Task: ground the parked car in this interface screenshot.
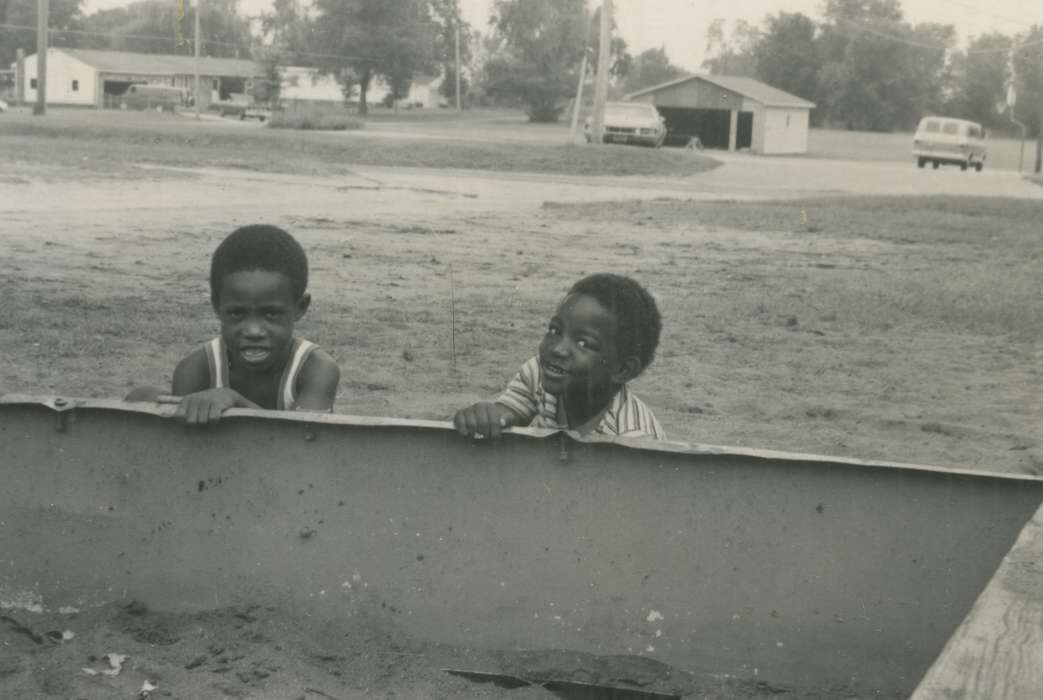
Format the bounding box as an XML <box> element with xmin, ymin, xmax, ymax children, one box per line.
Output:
<box><xmin>913</xmin><ymin>116</ymin><xmax>987</xmax><ymax>171</ymax></box>
<box><xmin>585</xmin><ymin>102</ymin><xmax>667</xmax><ymax>147</ymax></box>
<box><xmin>120</xmin><ymin>84</ymin><xmax>188</xmax><ymax>112</ymax></box>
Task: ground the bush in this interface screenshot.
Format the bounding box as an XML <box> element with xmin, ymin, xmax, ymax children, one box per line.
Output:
<box><xmin>267</xmin><ymin>110</ymin><xmax>365</xmax><ymax>131</ymax></box>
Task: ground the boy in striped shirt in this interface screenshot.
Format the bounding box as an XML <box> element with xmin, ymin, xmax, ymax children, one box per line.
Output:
<box><xmin>454</xmin><ymin>273</ymin><xmax>665</xmax><ymax>441</ymax></box>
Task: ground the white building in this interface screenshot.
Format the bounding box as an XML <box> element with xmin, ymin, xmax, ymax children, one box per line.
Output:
<box><xmin>626</xmin><ymin>74</ymin><xmax>815</xmax><ymax>155</ymax></box>
<box><xmin>402</xmin><ymin>74</ymin><xmax>446</xmax><ymax>109</ymax></box>
<box><xmin>13</xmin><ymin>48</ymin><xmax>262</xmax><ymax>109</ymax></box>
<box><xmin>12</xmin><ymin>48</ymin><xmax>447</xmax><ymax>112</ymax></box>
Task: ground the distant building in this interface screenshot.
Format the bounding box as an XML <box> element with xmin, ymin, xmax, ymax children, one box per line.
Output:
<box><xmin>12</xmin><ymin>48</ymin><xmax>440</xmax><ymax>111</ymax></box>
<box><xmin>13</xmin><ymin>48</ymin><xmax>262</xmax><ymax>109</ymax></box>
<box><xmin>402</xmin><ymin>74</ymin><xmax>446</xmax><ymax>109</ymax></box>
<box><xmin>626</xmin><ymin>74</ymin><xmax>815</xmax><ymax>155</ymax></box>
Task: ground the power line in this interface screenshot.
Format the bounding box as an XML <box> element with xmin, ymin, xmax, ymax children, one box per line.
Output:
<box><xmin>0</xmin><ymin>22</ymin><xmax>377</xmax><ymax>63</ymax></box>
<box><xmin>939</xmin><ymin>0</ymin><xmax>1040</xmax><ymax>30</ymax></box>
<box><xmin>839</xmin><ymin>18</ymin><xmax>1043</xmax><ymax>55</ymax></box>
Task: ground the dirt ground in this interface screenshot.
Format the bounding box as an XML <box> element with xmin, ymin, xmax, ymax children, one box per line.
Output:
<box><xmin>1</xmin><ymin>599</ymin><xmax>879</xmax><ymax>700</ymax></box>
<box><xmin>1</xmin><ymin>130</ymin><xmax>1040</xmax><ymax>698</ymax></box>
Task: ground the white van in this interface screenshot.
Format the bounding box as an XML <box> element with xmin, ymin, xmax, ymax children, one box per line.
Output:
<box><xmin>913</xmin><ymin>116</ymin><xmax>987</xmax><ymax>171</ymax></box>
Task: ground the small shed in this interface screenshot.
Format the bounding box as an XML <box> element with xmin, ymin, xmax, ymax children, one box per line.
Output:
<box><xmin>626</xmin><ymin>74</ymin><xmax>815</xmax><ymax>154</ymax></box>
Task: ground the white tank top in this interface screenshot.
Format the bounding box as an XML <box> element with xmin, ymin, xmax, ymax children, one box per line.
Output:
<box><xmin>203</xmin><ymin>336</ymin><xmax>318</xmax><ymax>410</ymax></box>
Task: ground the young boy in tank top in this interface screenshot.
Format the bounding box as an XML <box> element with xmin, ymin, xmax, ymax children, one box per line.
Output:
<box><xmin>127</xmin><ymin>224</ymin><xmax>339</xmax><ymax>424</ymax></box>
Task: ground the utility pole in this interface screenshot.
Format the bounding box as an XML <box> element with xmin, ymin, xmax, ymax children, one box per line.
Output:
<box><xmin>568</xmin><ymin>51</ymin><xmax>589</xmax><ymax>144</ymax></box>
<box><xmin>590</xmin><ymin>0</ymin><xmax>611</xmax><ymax>144</ymax></box>
<box><xmin>34</xmin><ymin>0</ymin><xmax>48</xmax><ymax>116</ymax></box>
<box><xmin>454</xmin><ymin>17</ymin><xmax>461</xmax><ymax>111</ymax></box>
<box><xmin>1036</xmin><ymin>98</ymin><xmax>1042</xmax><ymax>173</ymax></box>
<box><xmin>194</xmin><ymin>0</ymin><xmax>201</xmax><ymax>119</ymax></box>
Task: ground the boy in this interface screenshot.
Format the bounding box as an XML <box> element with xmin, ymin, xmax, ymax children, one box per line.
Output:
<box><xmin>127</xmin><ymin>224</ymin><xmax>340</xmax><ymax>424</ymax></box>
<box><xmin>453</xmin><ymin>273</ymin><xmax>665</xmax><ymax>440</ymax></box>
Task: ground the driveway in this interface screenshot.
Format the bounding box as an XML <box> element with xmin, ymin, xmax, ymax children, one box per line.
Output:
<box><xmin>2</xmin><ymin>152</ymin><xmax>1039</xmax><ymax>224</ymax></box>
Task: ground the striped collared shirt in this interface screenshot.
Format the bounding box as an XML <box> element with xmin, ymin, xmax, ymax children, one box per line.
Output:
<box><xmin>496</xmin><ymin>356</ymin><xmax>666</xmax><ymax>440</ymax></box>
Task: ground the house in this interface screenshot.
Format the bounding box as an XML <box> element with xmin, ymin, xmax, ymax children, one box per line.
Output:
<box><xmin>626</xmin><ymin>74</ymin><xmax>815</xmax><ymax>154</ymax></box>
<box><xmin>402</xmin><ymin>74</ymin><xmax>445</xmax><ymax>109</ymax></box>
<box><xmin>278</xmin><ymin>66</ymin><xmax>393</xmax><ymax>107</ymax></box>
<box><xmin>12</xmin><ymin>48</ymin><xmax>444</xmax><ymax>112</ymax></box>
<box><xmin>12</xmin><ymin>48</ymin><xmax>263</xmax><ymax>109</ymax></box>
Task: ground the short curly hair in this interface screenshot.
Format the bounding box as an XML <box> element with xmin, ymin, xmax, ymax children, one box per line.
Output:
<box><xmin>567</xmin><ymin>273</ymin><xmax>662</xmax><ymax>373</ymax></box>
<box><xmin>210</xmin><ymin>225</ymin><xmax>309</xmax><ymax>303</ymax></box>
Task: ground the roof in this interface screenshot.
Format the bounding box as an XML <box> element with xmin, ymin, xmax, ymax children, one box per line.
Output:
<box><xmin>626</xmin><ymin>74</ymin><xmax>815</xmax><ymax>109</ymax></box>
<box><xmin>57</xmin><ymin>48</ymin><xmax>262</xmax><ymax>79</ymax></box>
<box><xmin>411</xmin><ymin>74</ymin><xmax>442</xmax><ymax>86</ymax></box>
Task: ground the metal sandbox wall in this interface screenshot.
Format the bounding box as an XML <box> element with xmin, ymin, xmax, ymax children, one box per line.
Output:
<box><xmin>2</xmin><ymin>397</ymin><xmax>1041</xmax><ymax>697</ymax></box>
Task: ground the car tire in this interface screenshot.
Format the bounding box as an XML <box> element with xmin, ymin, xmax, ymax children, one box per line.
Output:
<box><xmin>932</xmin><ymin>160</ymin><xmax>939</xmax><ymax>169</ymax></box>
<box><xmin>917</xmin><ymin>157</ymin><xmax>926</xmax><ymax>168</ymax></box>
<box><xmin>960</xmin><ymin>162</ymin><xmax>968</xmax><ymax>171</ymax></box>
<box><xmin>975</xmin><ymin>162</ymin><xmax>983</xmax><ymax>172</ymax></box>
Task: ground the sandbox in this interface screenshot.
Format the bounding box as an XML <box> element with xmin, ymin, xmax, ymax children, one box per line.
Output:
<box><xmin>1</xmin><ymin>396</ymin><xmax>1040</xmax><ymax>699</ymax></box>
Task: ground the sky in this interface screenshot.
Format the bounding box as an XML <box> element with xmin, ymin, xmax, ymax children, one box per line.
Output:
<box><xmin>79</xmin><ymin>0</ymin><xmax>1043</xmax><ymax>71</ymax></box>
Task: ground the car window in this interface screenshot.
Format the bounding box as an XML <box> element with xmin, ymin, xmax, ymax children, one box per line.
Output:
<box><xmin>924</xmin><ymin>121</ymin><xmax>940</xmax><ymax>133</ymax></box>
<box><xmin>966</xmin><ymin>125</ymin><xmax>981</xmax><ymax>138</ymax></box>
<box><xmin>942</xmin><ymin>122</ymin><xmax>959</xmax><ymax>135</ymax></box>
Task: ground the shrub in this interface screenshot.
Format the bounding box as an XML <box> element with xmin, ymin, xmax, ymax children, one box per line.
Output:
<box><xmin>267</xmin><ymin>110</ymin><xmax>365</xmax><ymax>131</ymax></box>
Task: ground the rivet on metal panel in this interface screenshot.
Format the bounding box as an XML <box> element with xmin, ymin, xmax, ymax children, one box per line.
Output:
<box><xmin>53</xmin><ymin>397</ymin><xmax>68</xmax><ymax>408</ymax></box>
<box><xmin>558</xmin><ymin>433</ymin><xmax>569</xmax><ymax>463</ymax></box>
<box><xmin>304</xmin><ymin>431</ymin><xmax>316</xmax><ymax>442</ymax></box>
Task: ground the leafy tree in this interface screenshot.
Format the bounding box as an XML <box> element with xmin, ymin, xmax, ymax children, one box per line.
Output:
<box><xmin>1010</xmin><ymin>25</ymin><xmax>1043</xmax><ymax>169</ymax></box>
<box><xmin>944</xmin><ymin>33</ymin><xmax>1012</xmax><ymax>130</ymax></box>
<box><xmin>815</xmin><ymin>0</ymin><xmax>955</xmax><ymax>131</ymax></box>
<box><xmin>753</xmin><ymin>13</ymin><xmax>819</xmax><ymax>105</ymax></box>
<box><xmin>259</xmin><ymin>0</ymin><xmax>314</xmax><ymax>60</ymax></box>
<box><xmin>429</xmin><ymin>0</ymin><xmax>472</xmax><ymax>106</ymax></box>
<box><xmin>480</xmin><ymin>0</ymin><xmax>587</xmax><ymax>122</ymax></box>
<box><xmin>312</xmin><ymin>0</ymin><xmax>437</xmax><ymax>115</ymax></box>
<box><xmin>0</xmin><ymin>0</ymin><xmax>83</xmax><ymax>68</ymax></box>
<box><xmin>439</xmin><ymin>63</ymin><xmax>469</xmax><ymax>103</ymax></box>
<box><xmin>588</xmin><ymin>5</ymin><xmax>631</xmax><ymax>82</ymax></box>
<box><xmin>701</xmin><ymin>19</ymin><xmax>759</xmax><ymax>76</ymax></box>
<box><xmin>252</xmin><ymin>46</ymin><xmax>283</xmax><ymax>105</ymax></box>
<box><xmin>620</xmin><ymin>46</ymin><xmax>683</xmax><ymax>96</ymax></box>
<box><xmin>78</xmin><ymin>0</ymin><xmax>251</xmax><ymax>58</ymax></box>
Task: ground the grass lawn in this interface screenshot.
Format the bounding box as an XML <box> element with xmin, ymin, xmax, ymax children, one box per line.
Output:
<box><xmin>808</xmin><ymin>127</ymin><xmax>1035</xmax><ymax>172</ymax></box>
<box><xmin>0</xmin><ymin>108</ymin><xmax>717</xmax><ymax>178</ymax></box>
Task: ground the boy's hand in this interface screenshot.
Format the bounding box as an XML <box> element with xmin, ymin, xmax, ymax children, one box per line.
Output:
<box><xmin>453</xmin><ymin>401</ymin><xmax>515</xmax><ymax>439</ymax></box>
<box><xmin>175</xmin><ymin>388</ymin><xmax>243</xmax><ymax>425</ymax></box>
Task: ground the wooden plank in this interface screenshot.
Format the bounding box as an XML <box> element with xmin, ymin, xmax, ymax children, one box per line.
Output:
<box><xmin>911</xmin><ymin>501</ymin><xmax>1043</xmax><ymax>700</ymax></box>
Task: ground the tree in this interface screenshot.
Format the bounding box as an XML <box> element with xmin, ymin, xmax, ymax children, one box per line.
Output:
<box><xmin>701</xmin><ymin>19</ymin><xmax>759</xmax><ymax>76</ymax></box>
<box><xmin>312</xmin><ymin>0</ymin><xmax>437</xmax><ymax>115</ymax></box>
<box><xmin>429</xmin><ymin>0</ymin><xmax>473</xmax><ymax>106</ymax></box>
<box><xmin>815</xmin><ymin>0</ymin><xmax>955</xmax><ymax>131</ymax></box>
<box><xmin>588</xmin><ymin>6</ymin><xmax>631</xmax><ymax>82</ymax></box>
<box><xmin>0</xmin><ymin>0</ymin><xmax>83</xmax><ymax>68</ymax></box>
<box><xmin>1010</xmin><ymin>25</ymin><xmax>1043</xmax><ymax>170</ymax></box>
<box><xmin>620</xmin><ymin>46</ymin><xmax>684</xmax><ymax>96</ymax></box>
<box><xmin>944</xmin><ymin>34</ymin><xmax>1012</xmax><ymax>131</ymax></box>
<box><xmin>78</xmin><ymin>0</ymin><xmax>251</xmax><ymax>58</ymax></box>
<box><xmin>259</xmin><ymin>0</ymin><xmax>314</xmax><ymax>59</ymax></box>
<box><xmin>480</xmin><ymin>0</ymin><xmax>587</xmax><ymax>122</ymax></box>
<box><xmin>754</xmin><ymin>13</ymin><xmax>819</xmax><ymax>105</ymax></box>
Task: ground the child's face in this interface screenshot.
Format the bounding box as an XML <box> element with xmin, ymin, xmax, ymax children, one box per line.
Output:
<box><xmin>538</xmin><ymin>293</ymin><xmax>629</xmax><ymax>400</ymax></box>
<box><xmin>213</xmin><ymin>269</ymin><xmax>309</xmax><ymax>375</ymax></box>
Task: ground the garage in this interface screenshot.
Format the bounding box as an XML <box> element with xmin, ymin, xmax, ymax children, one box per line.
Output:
<box><xmin>626</xmin><ymin>75</ymin><xmax>815</xmax><ymax>155</ymax></box>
